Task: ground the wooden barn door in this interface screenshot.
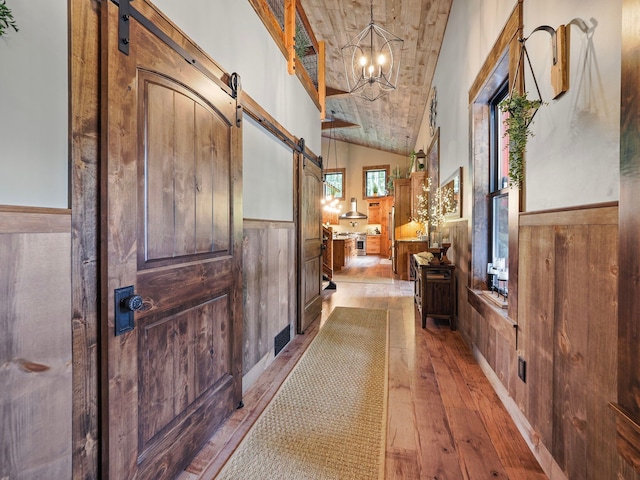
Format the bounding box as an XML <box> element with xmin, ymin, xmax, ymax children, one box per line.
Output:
<box><xmin>101</xmin><ymin>2</ymin><xmax>243</xmax><ymax>478</ymax></box>
<box><xmin>297</xmin><ymin>152</ymin><xmax>323</xmax><ymax>333</ymax></box>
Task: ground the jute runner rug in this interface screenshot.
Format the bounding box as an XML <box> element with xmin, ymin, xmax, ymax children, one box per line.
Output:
<box><xmin>215</xmin><ymin>306</ymin><xmax>389</xmax><ymax>480</ymax></box>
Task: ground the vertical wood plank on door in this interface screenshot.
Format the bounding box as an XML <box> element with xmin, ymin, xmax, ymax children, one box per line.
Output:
<box><xmin>212</xmin><ymin>115</ymin><xmax>230</xmax><ymax>255</ymax></box>
<box><xmin>195</xmin><ymin>105</ymin><xmax>215</xmax><ymax>253</ymax></box>
<box><xmin>141</xmin><ymin>318</ymin><xmax>176</xmax><ymax>446</ymax></box>
<box><xmin>146</xmin><ymin>82</ymin><xmax>177</xmax><ymax>260</ymax></box>
<box><xmin>195</xmin><ymin>302</ymin><xmax>216</xmax><ymax>396</ymax></box>
<box><xmin>175</xmin><ymin>308</ymin><xmax>196</xmax><ymax>412</ymax></box>
<box><xmin>210</xmin><ymin>296</ymin><xmax>231</xmax><ymax>387</ymax></box>
<box><xmin>174</xmin><ymin>93</ymin><xmax>197</xmax><ymax>256</ymax></box>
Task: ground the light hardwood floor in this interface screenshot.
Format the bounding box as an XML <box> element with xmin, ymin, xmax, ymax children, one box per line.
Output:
<box><xmin>182</xmin><ymin>256</ymin><xmax>546</xmax><ymax>479</ymax></box>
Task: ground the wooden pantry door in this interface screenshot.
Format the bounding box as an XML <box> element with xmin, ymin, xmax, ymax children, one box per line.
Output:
<box><xmin>101</xmin><ymin>2</ymin><xmax>243</xmax><ymax>478</ymax></box>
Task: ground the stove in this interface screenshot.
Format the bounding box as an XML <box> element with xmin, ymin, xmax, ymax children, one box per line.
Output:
<box><xmin>355</xmin><ymin>233</ymin><xmax>367</xmax><ymax>256</ymax></box>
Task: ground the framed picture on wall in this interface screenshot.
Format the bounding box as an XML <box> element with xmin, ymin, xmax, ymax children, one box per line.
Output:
<box><xmin>441</xmin><ymin>166</ymin><xmax>462</xmax><ymax>220</ymax></box>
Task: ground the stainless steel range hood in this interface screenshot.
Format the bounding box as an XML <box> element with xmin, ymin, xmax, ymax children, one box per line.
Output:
<box><xmin>339</xmin><ymin>197</ymin><xmax>367</xmax><ymax>220</ymax></box>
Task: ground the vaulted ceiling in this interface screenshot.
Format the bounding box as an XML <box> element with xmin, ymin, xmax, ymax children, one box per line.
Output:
<box><xmin>300</xmin><ymin>0</ymin><xmax>453</xmax><ymax>157</ymax></box>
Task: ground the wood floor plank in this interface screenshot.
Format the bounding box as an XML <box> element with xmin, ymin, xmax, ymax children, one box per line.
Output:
<box><xmin>385</xmin><ymin>447</ymin><xmax>421</xmax><ymax>480</ymax></box>
<box><xmin>412</xmin><ymin>333</ymin><xmax>464</xmax><ymax>479</ymax></box>
<box><xmin>447</xmin><ymin>406</ymin><xmax>510</xmax><ymax>479</ymax></box>
<box><xmin>183</xmin><ymin>256</ymin><xmax>546</xmax><ymax>480</ymax></box>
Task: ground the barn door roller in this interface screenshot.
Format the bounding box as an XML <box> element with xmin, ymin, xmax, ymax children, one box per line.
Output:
<box><xmin>117</xmin><ymin>0</ymin><xmax>131</xmax><ymax>55</ymax></box>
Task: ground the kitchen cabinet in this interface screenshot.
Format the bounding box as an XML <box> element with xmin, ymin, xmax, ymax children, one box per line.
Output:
<box><xmin>322</xmin><ymin>225</ymin><xmax>333</xmax><ymax>279</ymax></box>
<box><xmin>367</xmin><ymin>201</ymin><xmax>381</xmax><ymax>224</ymax></box>
<box><xmin>393</xmin><ymin>179</ymin><xmax>414</xmax><ymax>239</ymax></box>
<box><xmin>333</xmin><ymin>238</ymin><xmax>355</xmax><ymax>270</ymax></box>
<box><xmin>379</xmin><ymin>196</ymin><xmax>393</xmax><ymax>258</ymax></box>
<box><xmin>322</xmin><ymin>209</ymin><xmax>339</xmax><ymax>225</ymax></box>
<box><xmin>412</xmin><ymin>254</ymin><xmax>456</xmax><ymax>330</ymax></box>
<box><xmin>366</xmin><ymin>235</ymin><xmax>381</xmax><ymax>254</ymax></box>
<box><xmin>394</xmin><ymin>239</ymin><xmax>428</xmax><ymax>280</ymax></box>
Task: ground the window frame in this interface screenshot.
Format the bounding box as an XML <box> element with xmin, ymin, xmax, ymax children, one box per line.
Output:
<box><xmin>362</xmin><ymin>164</ymin><xmax>390</xmax><ymax>199</ymax></box>
<box><xmin>469</xmin><ymin>3</ymin><xmax>522</xmax><ymax>321</ymax></box>
<box><xmin>323</xmin><ymin>167</ymin><xmax>345</xmax><ymax>200</ymax></box>
<box><xmin>488</xmin><ymin>82</ymin><xmax>510</xmax><ymax>294</ymax></box>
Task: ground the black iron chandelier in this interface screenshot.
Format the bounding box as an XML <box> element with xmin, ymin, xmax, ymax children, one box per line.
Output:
<box><xmin>341</xmin><ymin>0</ymin><xmax>404</xmax><ymax>101</ymax></box>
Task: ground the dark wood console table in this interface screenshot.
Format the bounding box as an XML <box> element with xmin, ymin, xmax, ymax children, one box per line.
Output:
<box><xmin>411</xmin><ymin>254</ymin><xmax>456</xmax><ymax>330</ymax></box>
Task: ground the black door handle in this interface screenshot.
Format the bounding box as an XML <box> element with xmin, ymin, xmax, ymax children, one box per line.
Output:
<box><xmin>114</xmin><ymin>286</ymin><xmax>143</xmax><ymax>336</ymax></box>
<box><xmin>122</xmin><ymin>294</ymin><xmax>144</xmax><ymax>312</ymax></box>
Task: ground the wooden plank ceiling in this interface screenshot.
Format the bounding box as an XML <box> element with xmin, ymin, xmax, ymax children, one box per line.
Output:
<box><xmin>300</xmin><ymin>0</ymin><xmax>453</xmax><ymax>156</ymax></box>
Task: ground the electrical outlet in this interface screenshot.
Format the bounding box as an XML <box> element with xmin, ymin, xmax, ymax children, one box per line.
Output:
<box><xmin>518</xmin><ymin>356</ymin><xmax>526</xmax><ymax>383</ymax></box>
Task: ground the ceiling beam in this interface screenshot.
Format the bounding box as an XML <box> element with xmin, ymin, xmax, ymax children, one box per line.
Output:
<box><xmin>321</xmin><ymin>119</ymin><xmax>360</xmax><ymax>130</ymax></box>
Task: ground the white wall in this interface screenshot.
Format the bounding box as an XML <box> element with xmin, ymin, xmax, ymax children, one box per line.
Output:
<box><xmin>0</xmin><ymin>0</ymin><xmax>68</xmax><ymax>208</ymax></box>
<box><xmin>524</xmin><ymin>0</ymin><xmax>621</xmax><ymax>210</ymax></box>
<box><xmin>0</xmin><ymin>0</ymin><xmax>321</xmax><ymax>214</ymax></box>
<box><xmin>243</xmin><ymin>116</ymin><xmax>294</xmax><ymax>221</ymax></box>
<box><xmin>415</xmin><ymin>0</ymin><xmax>621</xmax><ymax>213</ymax></box>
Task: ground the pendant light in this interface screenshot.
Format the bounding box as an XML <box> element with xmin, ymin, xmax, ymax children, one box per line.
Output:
<box><xmin>321</xmin><ymin>115</ymin><xmax>342</xmax><ymax>214</ymax></box>
<box><xmin>341</xmin><ymin>0</ymin><xmax>404</xmax><ymax>101</ymax></box>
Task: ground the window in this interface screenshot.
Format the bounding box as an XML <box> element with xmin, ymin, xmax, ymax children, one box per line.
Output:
<box><xmin>470</xmin><ymin>4</ymin><xmax>521</xmax><ymax>316</ymax></box>
<box><xmin>362</xmin><ymin>165</ymin><xmax>390</xmax><ymax>198</ymax></box>
<box><xmin>323</xmin><ymin>168</ymin><xmax>345</xmax><ymax>200</ymax></box>
<box><xmin>489</xmin><ymin>83</ymin><xmax>509</xmax><ymax>296</ymax></box>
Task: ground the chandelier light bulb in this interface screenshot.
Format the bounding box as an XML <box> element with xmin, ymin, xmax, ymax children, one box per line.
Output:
<box><xmin>377</xmin><ymin>54</ymin><xmax>386</xmax><ymax>65</ymax></box>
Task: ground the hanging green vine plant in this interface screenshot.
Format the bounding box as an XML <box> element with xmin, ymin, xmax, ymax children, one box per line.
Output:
<box><xmin>0</xmin><ymin>0</ymin><xmax>18</xmax><ymax>37</ymax></box>
<box><xmin>498</xmin><ymin>91</ymin><xmax>542</xmax><ymax>188</ymax></box>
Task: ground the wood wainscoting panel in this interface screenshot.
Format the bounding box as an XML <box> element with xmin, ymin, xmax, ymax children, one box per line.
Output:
<box><xmin>242</xmin><ymin>221</ymin><xmax>296</xmax><ymax>377</ymax></box>
<box><xmin>463</xmin><ymin>203</ymin><xmax>627</xmax><ymax>479</ymax></box>
<box><xmin>518</xmin><ymin>222</ymin><xmax>555</xmax><ymax>449</ymax></box>
<box><xmin>517</xmin><ymin>204</ymin><xmax>624</xmax><ymax>479</ymax></box>
<box><xmin>0</xmin><ymin>208</ymin><xmax>72</xmax><ymax>479</ymax></box>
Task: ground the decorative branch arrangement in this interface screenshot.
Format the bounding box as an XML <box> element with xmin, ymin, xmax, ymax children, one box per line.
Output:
<box><xmin>0</xmin><ymin>0</ymin><xmax>18</xmax><ymax>37</ymax></box>
<box><xmin>414</xmin><ymin>178</ymin><xmax>432</xmax><ymax>230</ymax></box>
<box><xmin>498</xmin><ymin>91</ymin><xmax>542</xmax><ymax>188</ymax></box>
<box><xmin>430</xmin><ymin>185</ymin><xmax>454</xmax><ymax>230</ymax></box>
<box><xmin>414</xmin><ymin>179</ymin><xmax>454</xmax><ymax>233</ymax></box>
